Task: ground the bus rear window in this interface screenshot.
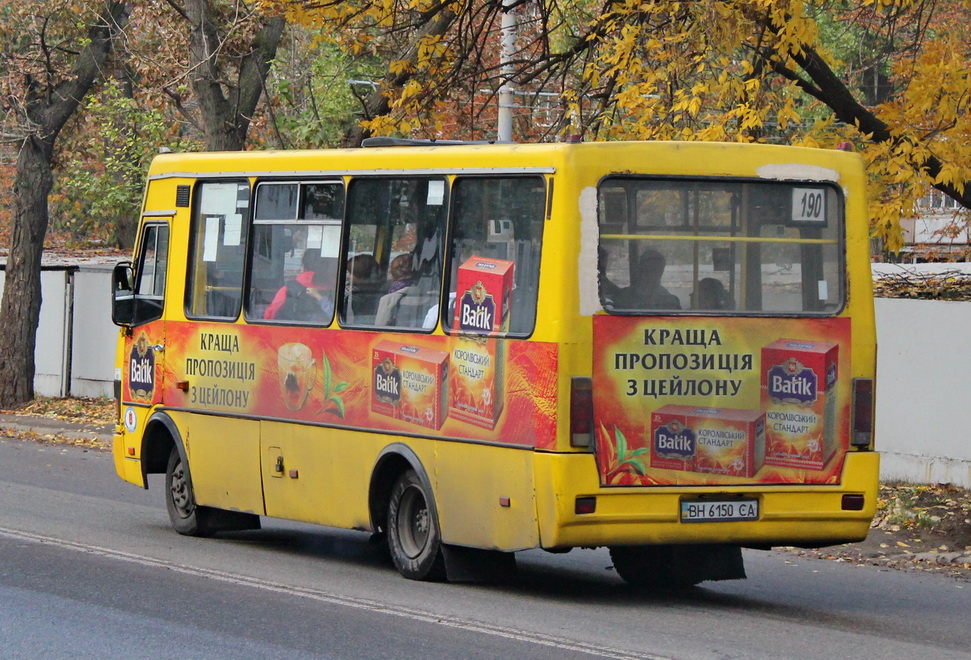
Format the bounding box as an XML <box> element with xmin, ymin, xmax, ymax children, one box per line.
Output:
<box><xmin>598</xmin><ymin>178</ymin><xmax>844</xmax><ymax>315</ymax></box>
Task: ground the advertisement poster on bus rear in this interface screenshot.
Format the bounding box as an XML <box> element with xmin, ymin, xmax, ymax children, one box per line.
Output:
<box><xmin>153</xmin><ymin>322</ymin><xmax>558</xmax><ymax>449</ymax></box>
<box><xmin>592</xmin><ymin>315</ymin><xmax>852</xmax><ymax>486</ymax></box>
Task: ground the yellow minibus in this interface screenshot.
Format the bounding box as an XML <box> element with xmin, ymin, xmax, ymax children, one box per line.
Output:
<box><xmin>111</xmin><ymin>139</ymin><xmax>877</xmax><ymax>586</ymax></box>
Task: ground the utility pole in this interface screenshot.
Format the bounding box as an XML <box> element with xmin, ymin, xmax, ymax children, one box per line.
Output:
<box><xmin>497</xmin><ymin>0</ymin><xmax>516</xmax><ymax>142</ymax></box>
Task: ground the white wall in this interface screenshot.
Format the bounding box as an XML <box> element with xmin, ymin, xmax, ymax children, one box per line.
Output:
<box><xmin>0</xmin><ymin>263</ymin><xmax>117</xmax><ymax>399</ymax></box>
<box><xmin>70</xmin><ymin>267</ymin><xmax>117</xmax><ymax>397</ymax></box>
<box><xmin>875</xmin><ymin>298</ymin><xmax>971</xmax><ymax>488</ymax></box>
<box><xmin>34</xmin><ymin>270</ymin><xmax>70</xmax><ymax>395</ymax></box>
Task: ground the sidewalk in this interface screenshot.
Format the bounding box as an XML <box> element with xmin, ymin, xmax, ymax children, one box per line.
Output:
<box><xmin>0</xmin><ymin>412</ymin><xmax>112</xmax><ymax>448</ymax></box>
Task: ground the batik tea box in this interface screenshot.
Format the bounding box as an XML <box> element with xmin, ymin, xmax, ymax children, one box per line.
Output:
<box><xmin>371</xmin><ymin>340</ymin><xmax>449</xmax><ymax>430</ymax></box>
<box><xmin>453</xmin><ymin>256</ymin><xmax>514</xmax><ymax>336</ymax></box>
<box><xmin>761</xmin><ymin>339</ymin><xmax>839</xmax><ymax>470</ymax></box>
<box><xmin>651</xmin><ymin>405</ymin><xmax>766</xmax><ymax>478</ymax></box>
<box><xmin>448</xmin><ymin>336</ymin><xmax>506</xmax><ymax>430</ymax></box>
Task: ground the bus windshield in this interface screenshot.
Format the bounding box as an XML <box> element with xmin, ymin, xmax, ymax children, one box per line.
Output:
<box><xmin>598</xmin><ymin>178</ymin><xmax>844</xmax><ymax>315</ymax></box>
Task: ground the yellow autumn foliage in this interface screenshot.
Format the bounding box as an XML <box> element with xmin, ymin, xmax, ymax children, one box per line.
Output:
<box><xmin>267</xmin><ymin>0</ymin><xmax>970</xmax><ymax>249</ymax></box>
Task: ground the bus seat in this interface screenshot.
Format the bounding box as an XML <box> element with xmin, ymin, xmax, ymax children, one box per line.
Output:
<box><xmin>375</xmin><ymin>286</ymin><xmax>436</xmax><ymax>328</ymax></box>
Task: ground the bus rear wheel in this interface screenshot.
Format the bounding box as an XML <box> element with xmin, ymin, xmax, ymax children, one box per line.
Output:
<box><xmin>609</xmin><ymin>544</ymin><xmax>745</xmax><ymax>589</ymax></box>
<box><xmin>165</xmin><ymin>447</ymin><xmax>214</xmax><ymax>537</ymax></box>
<box><xmin>609</xmin><ymin>545</ymin><xmax>704</xmax><ymax>589</ymax></box>
<box><xmin>387</xmin><ymin>469</ymin><xmax>446</xmax><ymax>581</ymax></box>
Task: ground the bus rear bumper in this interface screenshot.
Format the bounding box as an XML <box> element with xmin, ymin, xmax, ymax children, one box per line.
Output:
<box><xmin>534</xmin><ymin>451</ymin><xmax>880</xmax><ymax>550</ymax></box>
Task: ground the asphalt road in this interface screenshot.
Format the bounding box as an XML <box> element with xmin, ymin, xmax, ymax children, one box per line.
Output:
<box><xmin>1</xmin><ymin>437</ymin><xmax>970</xmax><ymax>659</ymax></box>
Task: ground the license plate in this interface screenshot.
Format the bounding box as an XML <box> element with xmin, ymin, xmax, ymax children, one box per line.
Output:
<box><xmin>680</xmin><ymin>499</ymin><xmax>759</xmax><ymax>523</ymax></box>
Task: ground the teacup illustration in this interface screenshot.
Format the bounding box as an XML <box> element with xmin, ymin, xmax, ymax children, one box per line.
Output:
<box><xmin>278</xmin><ymin>342</ymin><xmax>316</xmax><ymax>411</ymax></box>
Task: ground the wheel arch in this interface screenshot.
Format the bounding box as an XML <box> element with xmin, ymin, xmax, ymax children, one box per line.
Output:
<box><xmin>141</xmin><ymin>411</ymin><xmax>186</xmax><ymax>488</ymax></box>
<box><xmin>368</xmin><ymin>443</ymin><xmax>437</xmax><ymax>536</ymax></box>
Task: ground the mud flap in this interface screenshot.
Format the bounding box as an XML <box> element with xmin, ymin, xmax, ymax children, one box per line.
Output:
<box><xmin>207</xmin><ymin>509</ymin><xmax>262</xmax><ymax>533</ymax></box>
<box><xmin>678</xmin><ymin>544</ymin><xmax>746</xmax><ymax>582</ymax></box>
<box><xmin>442</xmin><ymin>545</ymin><xmax>517</xmax><ymax>583</ymax></box>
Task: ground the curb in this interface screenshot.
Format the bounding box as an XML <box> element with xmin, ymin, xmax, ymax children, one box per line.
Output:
<box><xmin>911</xmin><ymin>551</ymin><xmax>971</xmax><ymax>567</ymax></box>
<box><xmin>0</xmin><ymin>413</ymin><xmax>113</xmax><ymax>444</ymax></box>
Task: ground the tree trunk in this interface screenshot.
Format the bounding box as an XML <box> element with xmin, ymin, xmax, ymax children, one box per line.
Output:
<box><xmin>341</xmin><ymin>7</ymin><xmax>457</xmax><ymax>148</ymax></box>
<box><xmin>0</xmin><ymin>141</ymin><xmax>52</xmax><ymax>406</ymax></box>
<box><xmin>113</xmin><ymin>65</ymin><xmax>140</xmax><ymax>250</ymax></box>
<box><xmin>185</xmin><ymin>0</ymin><xmax>285</xmax><ymax>151</ymax></box>
<box><xmin>774</xmin><ymin>44</ymin><xmax>971</xmax><ymax>210</ymax></box>
<box><xmin>0</xmin><ymin>1</ymin><xmax>131</xmax><ymax>408</ymax></box>
<box><xmin>113</xmin><ymin>211</ymin><xmax>139</xmax><ymax>250</ymax></box>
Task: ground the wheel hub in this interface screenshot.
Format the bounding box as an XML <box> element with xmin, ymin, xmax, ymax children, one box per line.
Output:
<box><xmin>398</xmin><ymin>485</ymin><xmax>430</xmax><ymax>559</ymax></box>
<box><xmin>169</xmin><ymin>462</ymin><xmax>194</xmax><ymax>518</ymax></box>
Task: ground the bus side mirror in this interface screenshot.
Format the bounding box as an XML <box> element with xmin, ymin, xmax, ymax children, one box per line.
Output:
<box><xmin>112</xmin><ymin>262</ymin><xmax>135</xmax><ymax>327</ymax></box>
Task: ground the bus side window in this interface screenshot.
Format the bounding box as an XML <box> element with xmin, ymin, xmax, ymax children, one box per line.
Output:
<box><xmin>341</xmin><ymin>177</ymin><xmax>446</xmax><ymax>330</ymax></box>
<box><xmin>445</xmin><ymin>176</ymin><xmax>546</xmax><ymax>336</ymax></box>
<box><xmin>124</xmin><ymin>222</ymin><xmax>169</xmax><ymax>325</ymax></box>
<box><xmin>245</xmin><ymin>181</ymin><xmax>343</xmax><ymax>325</ymax></box>
<box><xmin>137</xmin><ymin>224</ymin><xmax>169</xmax><ymax>298</ymax></box>
<box><xmin>185</xmin><ymin>181</ymin><xmax>250</xmax><ymax>320</ymax></box>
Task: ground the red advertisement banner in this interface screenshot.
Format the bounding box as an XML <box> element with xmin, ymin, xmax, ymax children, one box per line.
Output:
<box><xmin>593</xmin><ymin>316</ymin><xmax>852</xmax><ymax>486</ymax></box>
<box><xmin>123</xmin><ymin>322</ymin><xmax>558</xmax><ymax>449</ymax></box>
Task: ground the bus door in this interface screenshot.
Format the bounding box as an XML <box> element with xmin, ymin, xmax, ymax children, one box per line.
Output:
<box><xmin>176</xmin><ymin>180</ymin><xmax>265</xmax><ymax>514</ymax></box>
<box><xmin>121</xmin><ymin>219</ymin><xmax>170</xmax><ymax>421</ymax></box>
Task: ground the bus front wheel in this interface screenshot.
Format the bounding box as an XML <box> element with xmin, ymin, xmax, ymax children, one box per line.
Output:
<box><xmin>387</xmin><ymin>469</ymin><xmax>446</xmax><ymax>581</ymax></box>
<box><xmin>165</xmin><ymin>447</ymin><xmax>214</xmax><ymax>537</ymax></box>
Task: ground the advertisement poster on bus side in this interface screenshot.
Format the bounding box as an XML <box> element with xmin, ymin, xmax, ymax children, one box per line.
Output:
<box><xmin>154</xmin><ymin>322</ymin><xmax>558</xmax><ymax>449</ymax></box>
<box><xmin>122</xmin><ymin>322</ymin><xmax>166</xmax><ymax>406</ymax></box>
<box><xmin>592</xmin><ymin>315</ymin><xmax>852</xmax><ymax>486</ymax></box>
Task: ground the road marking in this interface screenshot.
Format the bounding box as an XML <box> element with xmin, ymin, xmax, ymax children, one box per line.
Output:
<box><xmin>0</xmin><ymin>526</ymin><xmax>669</xmax><ymax>660</ymax></box>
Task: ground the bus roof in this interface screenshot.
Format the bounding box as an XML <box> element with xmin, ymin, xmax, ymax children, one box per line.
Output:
<box><xmin>146</xmin><ymin>140</ymin><xmax>863</xmax><ymax>184</ymax></box>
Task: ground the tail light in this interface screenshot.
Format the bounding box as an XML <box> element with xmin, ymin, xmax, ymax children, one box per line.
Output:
<box><xmin>575</xmin><ymin>496</ymin><xmax>597</xmax><ymax>514</ymax></box>
<box><xmin>570</xmin><ymin>377</ymin><xmax>593</xmax><ymax>448</ymax></box>
<box><xmin>851</xmin><ymin>378</ymin><xmax>874</xmax><ymax>448</ymax></box>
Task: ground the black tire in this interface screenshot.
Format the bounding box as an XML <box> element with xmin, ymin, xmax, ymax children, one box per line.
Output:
<box><xmin>387</xmin><ymin>469</ymin><xmax>446</xmax><ymax>581</ymax></box>
<box><xmin>609</xmin><ymin>545</ymin><xmax>703</xmax><ymax>589</ymax></box>
<box><xmin>165</xmin><ymin>447</ymin><xmax>214</xmax><ymax>537</ymax></box>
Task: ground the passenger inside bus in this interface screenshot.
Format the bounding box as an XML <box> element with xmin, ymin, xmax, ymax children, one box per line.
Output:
<box><xmin>263</xmin><ymin>249</ymin><xmax>337</xmax><ymax>323</ymax></box>
<box><xmin>613</xmin><ymin>248</ymin><xmax>681</xmax><ymax>310</ymax></box>
<box><xmin>692</xmin><ymin>277</ymin><xmax>734</xmax><ymax>311</ymax></box>
<box><xmin>375</xmin><ymin>253</ymin><xmax>419</xmax><ymax>326</ymax></box>
<box><xmin>344</xmin><ymin>253</ymin><xmax>382</xmax><ymax>323</ymax></box>
<box><xmin>598</xmin><ymin>247</ymin><xmax>622</xmax><ymax>302</ymax></box>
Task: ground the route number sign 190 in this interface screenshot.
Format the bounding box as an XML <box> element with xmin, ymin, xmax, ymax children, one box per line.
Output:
<box><xmin>792</xmin><ymin>188</ymin><xmax>826</xmax><ymax>223</ymax></box>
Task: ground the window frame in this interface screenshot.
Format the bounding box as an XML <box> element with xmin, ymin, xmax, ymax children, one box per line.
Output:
<box><xmin>596</xmin><ymin>175</ymin><xmax>847</xmax><ymax>318</ymax></box>
<box><xmin>442</xmin><ymin>174</ymin><xmax>548</xmax><ymax>339</ymax></box>
<box><xmin>135</xmin><ymin>221</ymin><xmax>170</xmax><ymax>300</ymax></box>
<box><xmin>338</xmin><ymin>175</ymin><xmax>450</xmax><ymax>333</ymax></box>
<box><xmin>184</xmin><ymin>179</ymin><xmax>252</xmax><ymax>322</ymax></box>
<box><xmin>244</xmin><ymin>178</ymin><xmax>345</xmax><ymax>326</ymax></box>
<box><xmin>123</xmin><ymin>220</ymin><xmax>170</xmax><ymax>326</ymax></box>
